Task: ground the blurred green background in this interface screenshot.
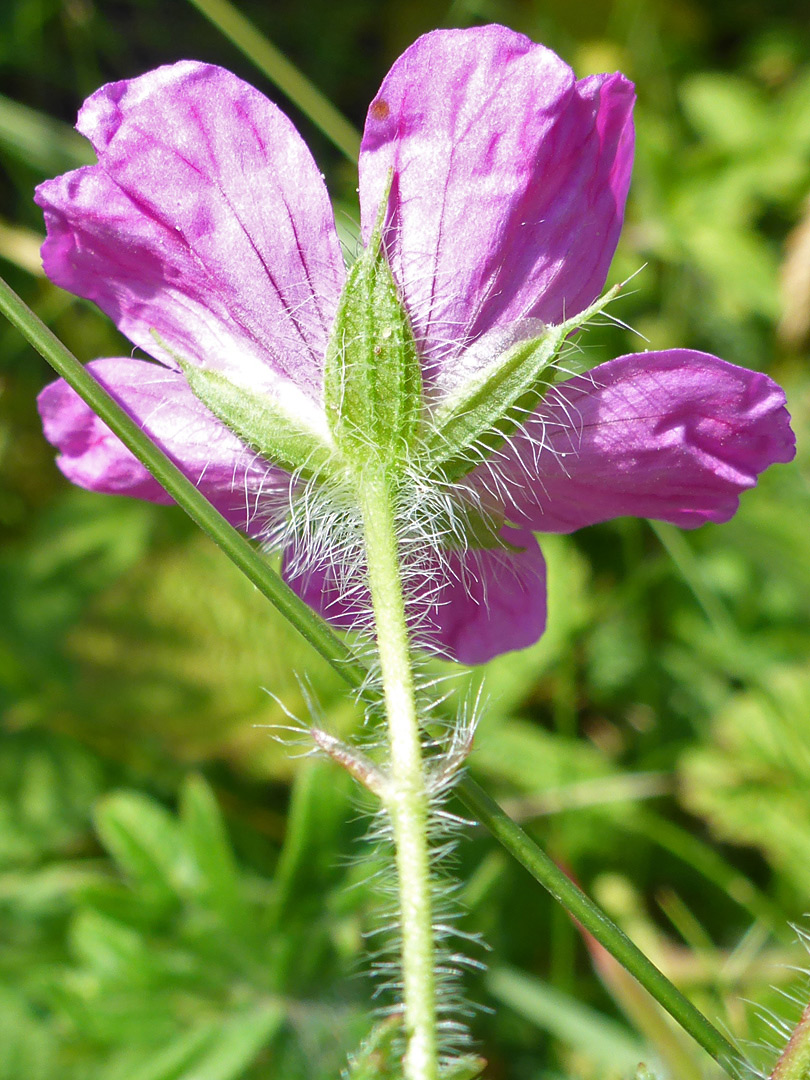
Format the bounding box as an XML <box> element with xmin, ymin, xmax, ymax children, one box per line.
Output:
<box><xmin>1</xmin><ymin>0</ymin><xmax>809</xmax><ymax>1077</ymax></box>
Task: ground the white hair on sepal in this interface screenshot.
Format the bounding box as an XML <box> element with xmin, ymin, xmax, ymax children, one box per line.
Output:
<box><xmin>417</xmin><ymin>278</ymin><xmax>643</xmax><ymax>510</ymax></box>
<box><xmin>245</xmin><ymin>265</ymin><xmax>618</xmax><ymax>1060</ymax></box>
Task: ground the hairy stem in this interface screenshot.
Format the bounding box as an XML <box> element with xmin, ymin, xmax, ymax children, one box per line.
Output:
<box><xmin>770</xmin><ymin>1000</ymin><xmax>810</xmax><ymax>1079</ymax></box>
<box><xmin>358</xmin><ymin>469</ymin><xmax>438</xmax><ymax>1080</ymax></box>
<box><xmin>0</xmin><ymin>272</ymin><xmax>745</xmax><ymax>1079</ymax></box>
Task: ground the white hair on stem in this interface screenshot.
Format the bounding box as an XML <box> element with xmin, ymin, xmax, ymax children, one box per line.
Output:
<box><xmin>234</xmin><ymin>264</ymin><xmax>637</xmax><ymax>1065</ymax></box>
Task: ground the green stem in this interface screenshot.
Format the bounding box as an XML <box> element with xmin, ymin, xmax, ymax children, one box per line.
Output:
<box><xmin>456</xmin><ymin>776</ymin><xmax>746</xmax><ymax>1080</ymax></box>
<box><xmin>1</xmin><ymin>272</ymin><xmax>746</xmax><ymax>1079</ymax></box>
<box><xmin>770</xmin><ymin>1001</ymin><xmax>810</xmax><ymax>1079</ymax></box>
<box><xmin>357</xmin><ymin>470</ymin><xmax>438</xmax><ymax>1080</ymax></box>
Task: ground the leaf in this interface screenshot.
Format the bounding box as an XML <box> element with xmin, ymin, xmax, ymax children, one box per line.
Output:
<box><xmin>69</xmin><ymin>908</ymin><xmax>151</xmax><ymax>981</ymax></box>
<box><xmin>486</xmin><ymin>967</ymin><xmax>647</xmax><ymax>1076</ymax></box>
<box><xmin>113</xmin><ymin>1004</ymin><xmax>284</xmax><ymax>1080</ymax></box>
<box><xmin>107</xmin><ymin>1027</ymin><xmax>213</xmax><ymax>1080</ymax></box>
<box><xmin>62</xmin><ymin>532</ymin><xmax>361</xmax><ymax>780</ymax></box>
<box><xmin>0</xmin><ymin>730</ymin><xmax>105</xmax><ymax>871</ymax></box>
<box><xmin>179</xmin><ymin>775</ymin><xmax>245</xmax><ymax>925</ymax></box>
<box><xmin>0</xmin><ymin>92</ymin><xmax>95</xmax><ymax>173</ymax></box>
<box><xmin>169</xmin><ymin>1004</ymin><xmax>284</xmax><ymax>1080</ymax></box>
<box><xmin>94</xmin><ymin>792</ymin><xmax>185</xmax><ymax>903</ymax></box>
<box><xmin>471</xmin><ymin>718</ymin><xmax>610</xmax><ymax>795</ymax></box>
<box><xmin>680</xmin><ymin>666</ymin><xmax>810</xmax><ymax>897</ymax></box>
<box><xmin>0</xmin><ymin>987</ymin><xmax>55</xmax><ymax>1080</ymax></box>
<box><xmin>271</xmin><ymin>760</ymin><xmax>355</xmax><ymax>921</ymax></box>
<box><xmin>679</xmin><ymin>74</ymin><xmax>768</xmax><ymax>151</ymax></box>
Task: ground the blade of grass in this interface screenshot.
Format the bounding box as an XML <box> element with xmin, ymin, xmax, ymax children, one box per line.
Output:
<box><xmin>0</xmin><ymin>219</ymin><xmax>45</xmax><ymax>276</ymax></box>
<box><xmin>627</xmin><ymin>810</ymin><xmax>788</xmax><ymax>937</ymax></box>
<box><xmin>186</xmin><ymin>0</ymin><xmax>361</xmax><ymax>162</ymax></box>
<box><xmin>0</xmin><ymin>93</ymin><xmax>94</xmax><ymax>173</ymax></box>
<box><xmin>485</xmin><ymin>966</ymin><xmax>647</xmax><ymax>1074</ymax></box>
<box><xmin>0</xmin><ymin>274</ymin><xmax>365</xmax><ymax>692</ymax></box>
<box><xmin>457</xmin><ymin>776</ymin><xmax>746</xmax><ymax>1080</ymax></box>
<box><xmin>0</xmin><ymin>271</ymin><xmax>747</xmax><ymax>1080</ymax></box>
<box><xmin>649</xmin><ymin>522</ymin><xmax>739</xmax><ymax>644</ymax></box>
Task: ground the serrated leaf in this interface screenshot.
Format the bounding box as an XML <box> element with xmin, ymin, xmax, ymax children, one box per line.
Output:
<box><xmin>323</xmin><ymin>192</ymin><xmax>422</xmax><ymax>470</ymax></box>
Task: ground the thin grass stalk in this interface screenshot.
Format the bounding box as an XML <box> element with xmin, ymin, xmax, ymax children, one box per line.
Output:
<box><xmin>186</xmin><ymin>0</ymin><xmax>361</xmax><ymax>161</ymax></box>
<box><xmin>0</xmin><ymin>275</ymin><xmax>746</xmax><ymax>1079</ymax></box>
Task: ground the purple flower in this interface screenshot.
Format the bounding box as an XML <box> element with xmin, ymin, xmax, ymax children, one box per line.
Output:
<box><xmin>36</xmin><ymin>26</ymin><xmax>795</xmax><ymax>664</ymax></box>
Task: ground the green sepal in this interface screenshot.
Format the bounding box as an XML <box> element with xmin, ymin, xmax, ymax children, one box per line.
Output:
<box><xmin>323</xmin><ymin>185</ymin><xmax>422</xmax><ymax>473</ymax></box>
<box><xmin>177</xmin><ymin>359</ymin><xmax>334</xmax><ymax>479</ymax></box>
<box><xmin>440</xmin><ymin>1057</ymin><xmax>488</xmax><ymax>1080</ymax></box>
<box><xmin>434</xmin><ymin>501</ymin><xmax>524</xmax><ymax>553</ymax></box>
<box><xmin>422</xmin><ymin>284</ymin><xmax>622</xmax><ymax>484</ymax></box>
<box><xmin>342</xmin><ymin>1015</ymin><xmax>401</xmax><ymax>1079</ymax></box>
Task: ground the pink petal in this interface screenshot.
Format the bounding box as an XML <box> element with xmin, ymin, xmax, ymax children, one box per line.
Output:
<box><xmin>422</xmin><ymin>528</ymin><xmax>548</xmax><ymax>664</ymax></box>
<box><xmin>35</xmin><ymin>62</ymin><xmax>345</xmax><ymax>402</ymax></box>
<box><xmin>282</xmin><ymin>526</ymin><xmax>547</xmax><ymax>665</ymax></box>
<box><xmin>38</xmin><ymin>358</ymin><xmax>285</xmax><ymax>534</ymax></box>
<box><xmin>359</xmin><ymin>26</ymin><xmax>634</xmax><ymax>388</ymax></box>
<box><xmin>485</xmin><ymin>350</ymin><xmax>796</xmax><ymax>532</ymax></box>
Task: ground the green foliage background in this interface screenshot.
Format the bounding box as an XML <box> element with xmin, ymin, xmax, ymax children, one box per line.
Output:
<box><xmin>0</xmin><ymin>1</ymin><xmax>809</xmax><ymax>1077</ymax></box>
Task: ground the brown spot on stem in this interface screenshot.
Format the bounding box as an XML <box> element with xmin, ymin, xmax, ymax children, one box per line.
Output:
<box><xmin>369</xmin><ymin>99</ymin><xmax>390</xmax><ymax>121</ymax></box>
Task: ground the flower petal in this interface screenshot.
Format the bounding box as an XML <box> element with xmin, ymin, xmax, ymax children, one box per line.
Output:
<box><xmin>487</xmin><ymin>350</ymin><xmax>796</xmax><ymax>531</ymax></box>
<box><xmin>282</xmin><ymin>526</ymin><xmax>547</xmax><ymax>665</ymax></box>
<box><xmin>38</xmin><ymin>358</ymin><xmax>284</xmax><ymax>533</ymax></box>
<box><xmin>35</xmin><ymin>62</ymin><xmax>345</xmax><ymax>403</ymax></box>
<box><xmin>421</xmin><ymin>529</ymin><xmax>548</xmax><ymax>664</ymax></box>
<box><xmin>359</xmin><ymin>26</ymin><xmax>634</xmax><ymax>387</ymax></box>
